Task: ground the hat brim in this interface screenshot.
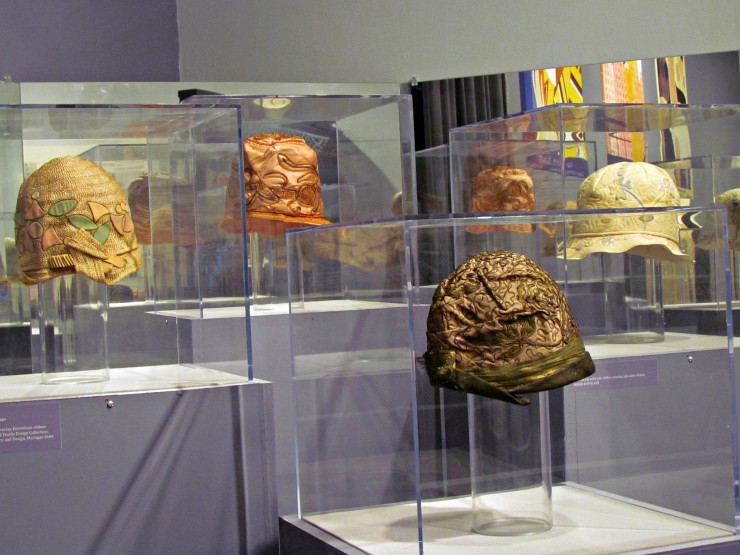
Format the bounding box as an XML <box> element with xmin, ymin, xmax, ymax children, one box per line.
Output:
<box><xmin>247</xmin><ymin>211</ymin><xmax>330</xmax><ymax>236</ymax></box>
<box><xmin>561</xmin><ymin>234</ymin><xmax>692</xmax><ymax>263</ymax></box>
<box><xmin>423</xmin><ymin>337</ymin><xmax>595</xmax><ymax>406</ymax></box>
<box><xmin>465</xmin><ymin>223</ymin><xmax>535</xmax><ymax>234</ymax></box>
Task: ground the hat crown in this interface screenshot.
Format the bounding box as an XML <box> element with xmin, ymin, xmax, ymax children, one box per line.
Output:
<box><xmin>563</xmin><ymin>162</ymin><xmax>689</xmax><ymax>263</ymax></box>
<box><xmin>14</xmin><ymin>156</ymin><xmax>142</xmax><ymax>285</ymax></box>
<box><xmin>577</xmin><ymin>161</ymin><xmax>680</xmax><ymax>210</ymax></box>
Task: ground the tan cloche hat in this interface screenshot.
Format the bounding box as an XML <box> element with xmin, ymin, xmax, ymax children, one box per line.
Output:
<box><xmin>14</xmin><ymin>156</ymin><xmax>142</xmax><ymax>285</ymax></box>
<box><xmin>423</xmin><ymin>251</ymin><xmax>594</xmax><ymax>406</ymax></box>
<box><xmin>560</xmin><ymin>162</ymin><xmax>689</xmax><ymax>262</ymax></box>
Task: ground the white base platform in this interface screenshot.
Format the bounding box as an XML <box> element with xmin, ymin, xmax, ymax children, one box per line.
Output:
<box><xmin>0</xmin><ymin>365</ymin><xmax>254</xmax><ymax>403</ymax></box>
<box><xmin>303</xmin><ymin>485</ymin><xmax>733</xmax><ymax>555</ymax></box>
<box><xmin>585</xmin><ymin>332</ymin><xmax>728</xmax><ymax>359</ymax></box>
<box><xmin>156</xmin><ymin>299</ymin><xmax>406</xmax><ymax>318</ymax></box>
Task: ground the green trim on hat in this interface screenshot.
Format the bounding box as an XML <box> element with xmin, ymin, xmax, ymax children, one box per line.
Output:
<box><xmin>423</xmin><ymin>338</ymin><xmax>595</xmax><ymax>406</ymax></box>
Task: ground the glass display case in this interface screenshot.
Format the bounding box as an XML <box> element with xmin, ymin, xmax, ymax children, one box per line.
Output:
<box><xmin>184</xmin><ymin>94</ymin><xmax>416</xmax><ymax>304</ymax></box>
<box><xmin>0</xmin><ymin>104</ymin><xmax>251</xmax><ymax>396</ymax></box>
<box><xmin>449</xmin><ymin>104</ymin><xmax>740</xmax><ymax>214</ymax></box>
<box><xmin>415</xmin><ymin>144</ymin><xmax>451</xmax><ymax>215</ymax></box>
<box><xmin>658</xmin><ymin>155</ymin><xmax>740</xmax><ymax>304</ymax></box>
<box><xmin>0</xmin><ymin>78</ymin><xmax>20</xmax><ymax>104</ymax></box>
<box><xmin>17</xmin><ymin>81</ymin><xmax>401</xmax><ymax>105</ymax></box>
<box><xmin>450</xmin><ymin>104</ymin><xmax>740</xmax><ymax>344</ymax></box>
<box><xmin>286</xmin><ymin>209</ymin><xmax>736</xmax><ymax>554</ymax></box>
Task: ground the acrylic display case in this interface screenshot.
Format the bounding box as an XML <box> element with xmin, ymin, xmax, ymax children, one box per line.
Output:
<box><xmin>184</xmin><ymin>94</ymin><xmax>416</xmax><ymax>305</ymax></box>
<box><xmin>415</xmin><ymin>144</ymin><xmax>451</xmax><ymax>215</ymax></box>
<box><xmin>0</xmin><ymin>104</ymin><xmax>252</xmax><ymax>395</ymax></box>
<box><xmin>449</xmin><ymin>103</ymin><xmax>740</xmax><ymax>214</ymax></box>
<box><xmin>655</xmin><ymin>155</ymin><xmax>740</xmax><ymax>338</ymax></box>
<box><xmin>286</xmin><ymin>209</ymin><xmax>737</xmax><ymax>554</ymax></box>
<box><xmin>16</xmin><ymin>81</ymin><xmax>401</xmax><ymax>106</ymax></box>
<box><xmin>450</xmin><ymin>103</ymin><xmax>740</xmax><ymax>345</ymax></box>
<box><xmin>0</xmin><ymin>78</ymin><xmax>20</xmax><ymax>104</ymax></box>
<box><xmin>185</xmin><ymin>94</ymin><xmax>416</xmax><ymax>221</ymax></box>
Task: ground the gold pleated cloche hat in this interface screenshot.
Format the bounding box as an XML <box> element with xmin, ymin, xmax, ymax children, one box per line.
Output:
<box><xmin>14</xmin><ymin>156</ymin><xmax>142</xmax><ymax>285</ymax></box>
<box><xmin>560</xmin><ymin>162</ymin><xmax>689</xmax><ymax>262</ymax></box>
<box><xmin>423</xmin><ymin>251</ymin><xmax>595</xmax><ymax>406</ymax></box>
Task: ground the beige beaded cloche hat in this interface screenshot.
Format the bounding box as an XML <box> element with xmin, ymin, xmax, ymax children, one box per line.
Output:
<box><xmin>560</xmin><ymin>161</ymin><xmax>689</xmax><ymax>262</ymax></box>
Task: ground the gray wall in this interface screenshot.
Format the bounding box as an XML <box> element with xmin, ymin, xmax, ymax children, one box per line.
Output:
<box><xmin>177</xmin><ymin>0</ymin><xmax>740</xmax><ymax>83</ymax></box>
<box><xmin>2</xmin><ymin>1</ymin><xmax>738</xmax><ymax>86</ymax></box>
<box><xmin>686</xmin><ymin>51</ymin><xmax>740</xmax><ymax>104</ymax></box>
<box><xmin>0</xmin><ymin>0</ymin><xmax>179</xmax><ymax>82</ymax></box>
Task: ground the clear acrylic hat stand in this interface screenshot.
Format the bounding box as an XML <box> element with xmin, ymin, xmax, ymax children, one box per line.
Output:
<box><xmin>601</xmin><ymin>253</ymin><xmax>665</xmax><ymax>344</ymax></box>
<box><xmin>249</xmin><ymin>231</ymin><xmax>289</xmax><ymax>307</ymax></box>
<box><xmin>468</xmin><ymin>391</ymin><xmax>553</xmax><ymax>535</ymax></box>
<box><xmin>30</xmin><ymin>274</ymin><xmax>110</xmax><ymax>384</ymax></box>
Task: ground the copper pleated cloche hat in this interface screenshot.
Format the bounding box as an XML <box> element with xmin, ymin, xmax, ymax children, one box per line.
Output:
<box><xmin>467</xmin><ymin>166</ymin><xmax>535</xmax><ymax>234</ymax></box>
<box><xmin>221</xmin><ymin>132</ymin><xmax>330</xmax><ymax>236</ymax></box>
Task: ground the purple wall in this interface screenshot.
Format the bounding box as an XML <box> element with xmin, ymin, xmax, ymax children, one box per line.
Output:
<box><xmin>0</xmin><ymin>0</ymin><xmax>179</xmax><ymax>82</ymax></box>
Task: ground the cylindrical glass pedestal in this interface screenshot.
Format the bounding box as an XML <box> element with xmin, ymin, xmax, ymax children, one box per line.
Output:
<box><xmin>603</xmin><ymin>253</ymin><xmax>664</xmax><ymax>344</ymax></box>
<box><xmin>250</xmin><ymin>231</ymin><xmax>305</xmax><ymax>308</ymax></box>
<box><xmin>469</xmin><ymin>392</ymin><xmax>552</xmax><ymax>536</ymax></box>
<box><xmin>31</xmin><ymin>275</ymin><xmax>110</xmax><ymax>384</ymax></box>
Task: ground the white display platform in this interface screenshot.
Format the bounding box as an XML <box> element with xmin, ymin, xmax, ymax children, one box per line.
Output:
<box><xmin>156</xmin><ymin>299</ymin><xmax>406</xmax><ymax>318</ymax></box>
<box><xmin>0</xmin><ymin>365</ymin><xmax>255</xmax><ymax>403</ymax></box>
<box><xmin>303</xmin><ymin>484</ymin><xmax>733</xmax><ymax>555</ymax></box>
<box><xmin>585</xmin><ymin>332</ymin><xmax>729</xmax><ymax>359</ymax></box>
